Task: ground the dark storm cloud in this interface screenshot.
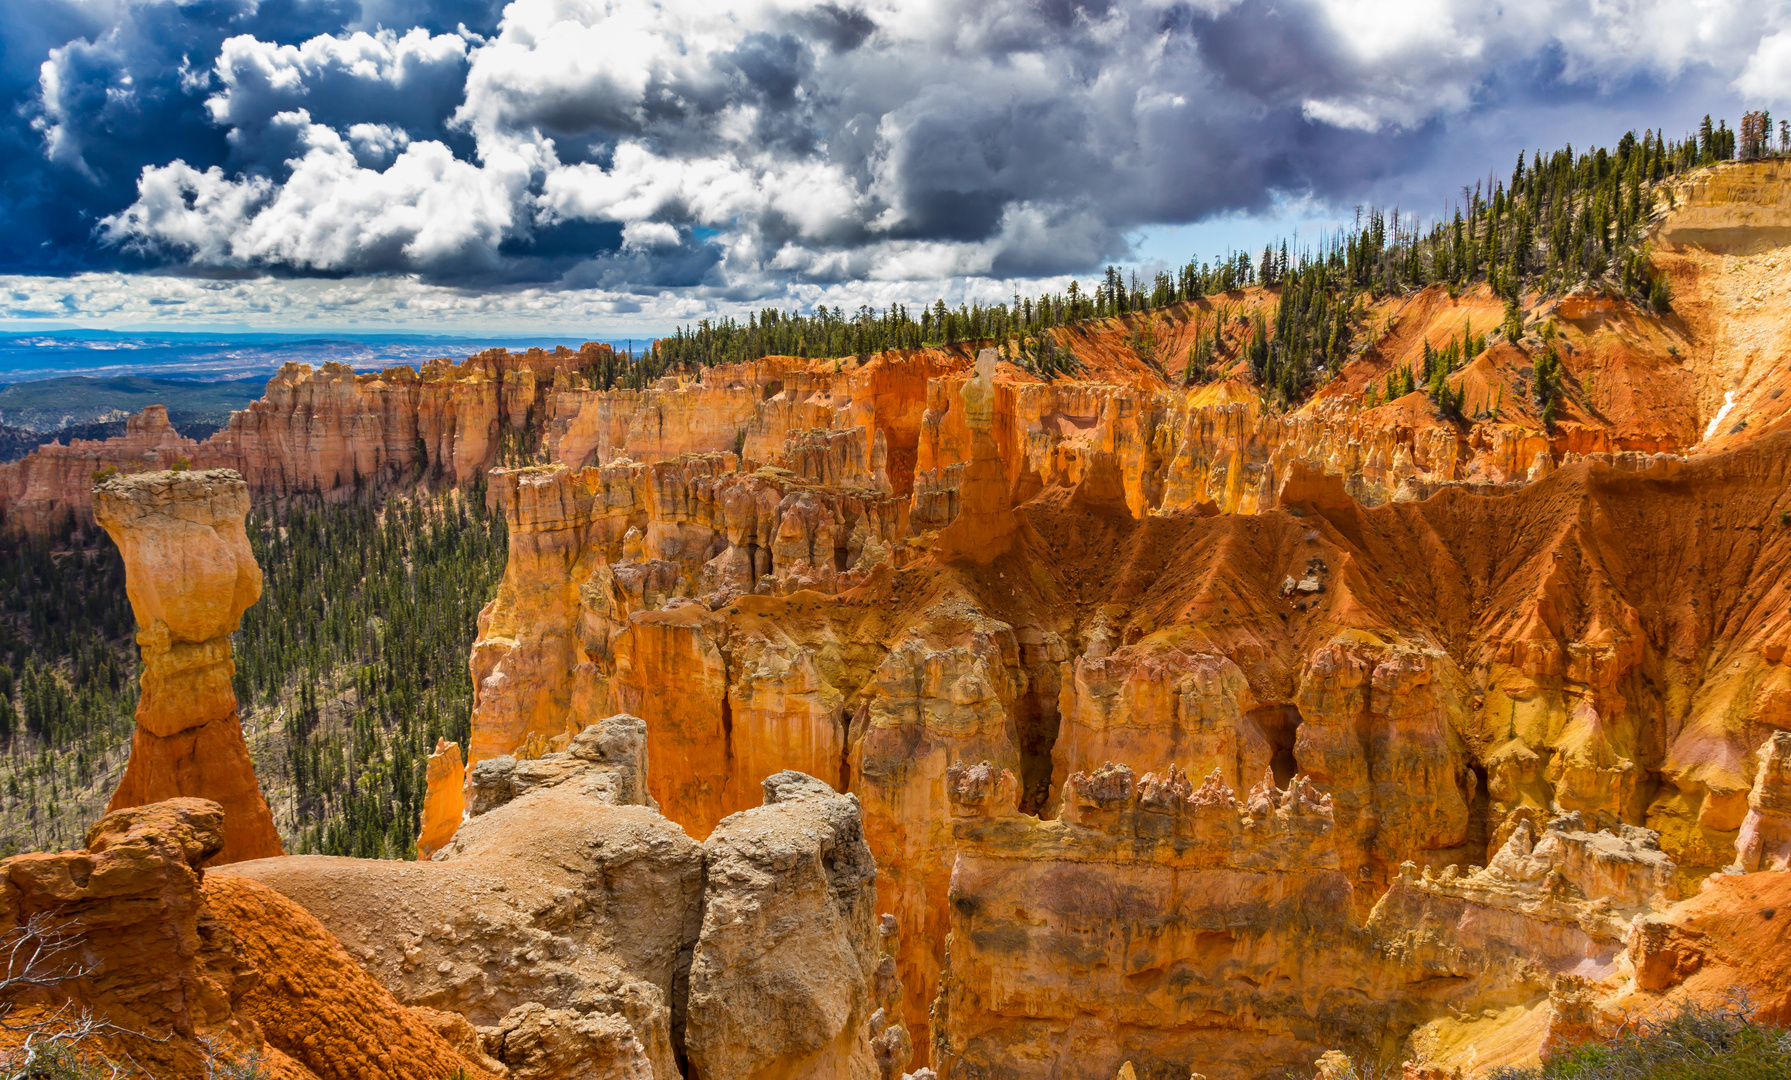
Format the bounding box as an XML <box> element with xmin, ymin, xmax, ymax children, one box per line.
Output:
<box><xmin>0</xmin><ymin>0</ymin><xmax>1782</xmax><ymax>300</ymax></box>
<box><xmin>0</xmin><ymin>0</ymin><xmax>509</xmax><ymax>272</ymax></box>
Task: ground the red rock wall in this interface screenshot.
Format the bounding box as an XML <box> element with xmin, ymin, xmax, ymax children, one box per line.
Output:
<box><xmin>0</xmin><ymin>345</ymin><xmax>608</xmax><ymax>536</ymax></box>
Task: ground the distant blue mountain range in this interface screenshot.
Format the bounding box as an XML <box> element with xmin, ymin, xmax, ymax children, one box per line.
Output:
<box><xmin>0</xmin><ymin>329</ymin><xmax>645</xmax><ymax>383</ymax></box>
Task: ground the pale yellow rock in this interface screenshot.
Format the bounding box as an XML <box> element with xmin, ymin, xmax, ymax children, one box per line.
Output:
<box><xmin>1315</xmin><ymin>1050</ymin><xmax>1356</xmax><ymax>1080</ymax></box>
<box><xmin>93</xmin><ymin>468</ymin><xmax>262</xmax><ymax>736</ymax></box>
<box><xmin>960</xmin><ymin>348</ymin><xmax>998</xmax><ymax>432</ymax></box>
<box><xmin>1735</xmin><ymin>730</ymin><xmax>1791</xmax><ymax>871</ymax></box>
<box><xmin>686</xmin><ymin>771</ymin><xmax>882</xmax><ymax>1080</ymax></box>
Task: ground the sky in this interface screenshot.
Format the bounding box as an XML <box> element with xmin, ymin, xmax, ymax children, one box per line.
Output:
<box><xmin>0</xmin><ymin>0</ymin><xmax>1787</xmax><ymax>338</ymax></box>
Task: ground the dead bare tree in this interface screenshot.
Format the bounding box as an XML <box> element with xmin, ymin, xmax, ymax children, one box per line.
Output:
<box><xmin>0</xmin><ymin>914</ymin><xmax>141</xmax><ymax>1080</ymax></box>
<box><xmin>0</xmin><ymin>915</ymin><xmax>263</xmax><ymax>1080</ymax></box>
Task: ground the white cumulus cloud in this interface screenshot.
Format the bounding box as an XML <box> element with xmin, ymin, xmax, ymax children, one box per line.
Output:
<box><xmin>102</xmin><ymin>112</ymin><xmax>533</xmax><ymax>273</ymax></box>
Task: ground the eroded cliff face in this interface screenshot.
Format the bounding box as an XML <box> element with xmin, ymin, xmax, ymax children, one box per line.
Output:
<box><xmin>687</xmin><ymin>771</ymin><xmax>883</xmax><ymax>1080</ymax></box>
<box><xmin>440</xmin><ymin>174</ymin><xmax>1791</xmax><ymax>1062</ymax></box>
<box><xmin>0</xmin><ymin>405</ymin><xmax>203</xmax><ymax>535</ymax></box>
<box><xmin>935</xmin><ymin>760</ymin><xmax>1367</xmax><ymax>1079</ymax></box>
<box><xmin>24</xmin><ymin>163</ymin><xmax>1790</xmax><ymax>1078</ymax></box>
<box><xmin>452</xmin><ymin>419</ymin><xmax>1791</xmax><ymax>1070</ymax></box>
<box><xmin>228</xmin><ymin>716</ymin><xmax>701</xmax><ymax>1080</ymax></box>
<box><xmin>931</xmin><ymin>754</ymin><xmax>1781</xmax><ymax>1079</ymax></box>
<box><xmin>0</xmin><ymin>345</ymin><xmax>608</xmax><ymax>536</ymax></box>
<box><xmin>91</xmin><ymin>468</ymin><xmax>282</xmax><ymax>864</ymax></box>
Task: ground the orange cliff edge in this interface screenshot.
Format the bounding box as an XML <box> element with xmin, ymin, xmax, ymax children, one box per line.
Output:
<box><xmin>0</xmin><ymin>344</ymin><xmax>612</xmax><ymax>537</ymax></box>
<box><xmin>91</xmin><ymin>468</ymin><xmax>283</xmax><ymax>864</ymax></box>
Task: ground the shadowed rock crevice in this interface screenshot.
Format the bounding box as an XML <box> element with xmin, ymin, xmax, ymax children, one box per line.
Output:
<box><xmin>1249</xmin><ymin>704</ymin><xmax>1304</xmax><ymax>789</ymax></box>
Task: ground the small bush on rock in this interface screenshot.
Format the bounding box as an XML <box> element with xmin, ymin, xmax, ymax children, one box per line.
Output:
<box><xmin>1487</xmin><ymin>998</ymin><xmax>1791</xmax><ymax>1080</ymax></box>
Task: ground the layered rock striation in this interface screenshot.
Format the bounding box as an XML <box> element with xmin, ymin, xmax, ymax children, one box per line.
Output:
<box><xmin>18</xmin><ymin>163</ymin><xmax>1783</xmax><ymax>1078</ymax></box>
<box><xmin>451</xmin><ymin>407</ymin><xmax>1791</xmax><ymax>1064</ymax></box>
<box><xmin>932</xmin><ymin>757</ymin><xmax>1778</xmax><ymax>1078</ymax></box>
<box><xmin>91</xmin><ymin>468</ymin><xmax>281</xmax><ymax>864</ymax></box>
<box><xmin>935</xmin><ymin>761</ymin><xmax>1367</xmax><ymax>1079</ymax></box>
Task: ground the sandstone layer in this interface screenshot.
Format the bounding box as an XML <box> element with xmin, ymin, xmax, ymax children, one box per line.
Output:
<box><xmin>91</xmin><ymin>468</ymin><xmax>281</xmax><ymax>864</ymax></box>
<box><xmin>935</xmin><ymin>760</ymin><xmax>1367</xmax><ymax>1079</ymax></box>
<box><xmin>1736</xmin><ymin>730</ymin><xmax>1791</xmax><ymax>872</ymax></box>
<box><xmin>13</xmin><ymin>162</ymin><xmax>1791</xmax><ymax>1078</ymax></box>
<box><xmin>686</xmin><ymin>771</ymin><xmax>881</xmax><ymax>1080</ymax></box>
<box><xmin>932</xmin><ymin>756</ymin><xmax>1785</xmax><ymax>1078</ymax></box>
<box><xmin>451</xmin><ymin>412</ymin><xmax>1791</xmax><ymax>1061</ymax></box>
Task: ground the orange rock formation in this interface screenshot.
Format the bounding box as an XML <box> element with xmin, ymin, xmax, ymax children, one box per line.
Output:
<box><xmin>936</xmin><ymin>760</ymin><xmax>1359</xmax><ymax>1078</ymax></box>
<box><xmin>415</xmin><ymin>738</ymin><xmax>465</xmax><ymax>859</ymax></box>
<box><xmin>0</xmin><ymin>345</ymin><xmax>611</xmax><ymax>536</ymax></box>
<box><xmin>427</xmin><ymin>164</ymin><xmax>1791</xmax><ymax>1069</ymax></box>
<box><xmin>0</xmin><ymin>798</ymin><xmax>495</xmax><ymax>1079</ymax></box>
<box><xmin>91</xmin><ymin>468</ymin><xmax>282</xmax><ymax>864</ymax></box>
<box><xmin>931</xmin><ymin>755</ymin><xmax>1789</xmax><ymax>1077</ymax></box>
<box><xmin>12</xmin><ymin>161</ymin><xmax>1791</xmax><ymax>1077</ymax></box>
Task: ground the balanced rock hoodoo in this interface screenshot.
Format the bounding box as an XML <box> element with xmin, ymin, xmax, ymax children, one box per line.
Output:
<box><xmin>91</xmin><ymin>468</ymin><xmax>282</xmax><ymax>864</ymax></box>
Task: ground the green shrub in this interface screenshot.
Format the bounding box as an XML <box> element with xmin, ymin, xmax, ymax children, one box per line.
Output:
<box><xmin>0</xmin><ymin>1041</ymin><xmax>116</xmax><ymax>1080</ymax></box>
<box><xmin>1486</xmin><ymin>999</ymin><xmax>1791</xmax><ymax>1080</ymax></box>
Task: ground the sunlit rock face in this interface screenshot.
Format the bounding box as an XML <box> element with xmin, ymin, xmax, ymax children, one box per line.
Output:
<box><xmin>91</xmin><ymin>467</ymin><xmax>282</xmax><ymax>864</ymax></box>
<box><xmin>0</xmin><ymin>405</ymin><xmax>202</xmax><ymax>535</ymax></box>
<box><xmin>0</xmin><ymin>346</ymin><xmax>597</xmax><ymax>535</ymax></box>
<box><xmin>934</xmin><ymin>760</ymin><xmax>1371</xmax><ymax>1080</ymax></box>
<box><xmin>447</xmin><ymin>346</ymin><xmax>1791</xmax><ymax>1067</ymax></box>
<box><xmin>229</xmin><ymin>719</ymin><xmax>901</xmax><ymax>1080</ymax></box>
<box><xmin>79</xmin><ymin>162</ymin><xmax>1751</xmax><ymax>1073</ymax></box>
<box><xmin>1736</xmin><ymin>731</ymin><xmax>1791</xmax><ymax>873</ymax></box>
<box><xmin>416</xmin><ymin>737</ymin><xmax>466</xmax><ymax>860</ymax></box>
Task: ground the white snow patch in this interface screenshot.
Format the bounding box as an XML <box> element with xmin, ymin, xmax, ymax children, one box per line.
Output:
<box><xmin>1703</xmin><ymin>391</ymin><xmax>1738</xmax><ymax>442</ymax></box>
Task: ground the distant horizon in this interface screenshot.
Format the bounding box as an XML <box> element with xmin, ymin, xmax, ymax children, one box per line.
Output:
<box><xmin>0</xmin><ymin>324</ymin><xmax>660</xmax><ymax>341</ymax></box>
<box><xmin>0</xmin><ymin>326</ymin><xmax>669</xmax><ymax>384</ymax></box>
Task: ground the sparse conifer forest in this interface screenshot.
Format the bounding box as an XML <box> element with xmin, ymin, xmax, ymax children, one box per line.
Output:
<box><xmin>657</xmin><ymin>121</ymin><xmax>1766</xmax><ymax>408</ymax></box>
<box><xmin>232</xmin><ymin>488</ymin><xmax>507</xmax><ymax>858</ymax></box>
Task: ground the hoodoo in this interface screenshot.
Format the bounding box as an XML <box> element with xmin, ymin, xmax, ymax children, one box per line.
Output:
<box><xmin>91</xmin><ymin>468</ymin><xmax>282</xmax><ymax>863</ymax></box>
